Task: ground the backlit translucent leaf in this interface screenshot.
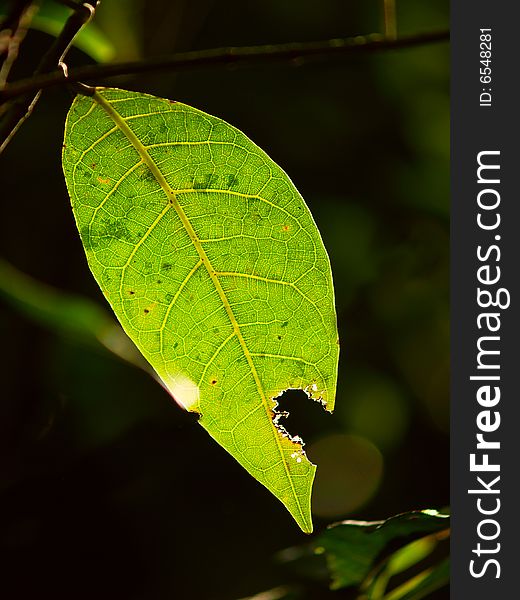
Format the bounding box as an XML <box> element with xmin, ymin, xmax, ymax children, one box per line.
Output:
<box><xmin>62</xmin><ymin>88</ymin><xmax>339</xmax><ymax>532</ymax></box>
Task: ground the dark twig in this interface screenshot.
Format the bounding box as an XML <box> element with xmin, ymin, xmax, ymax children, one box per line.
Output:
<box><xmin>0</xmin><ymin>0</ymin><xmax>37</xmax><ymax>84</ymax></box>
<box><xmin>0</xmin><ymin>0</ymin><xmax>34</xmax><ymax>34</ymax></box>
<box><xmin>0</xmin><ymin>29</ymin><xmax>449</xmax><ymax>103</ymax></box>
<box><xmin>36</xmin><ymin>2</ymin><xmax>96</xmax><ymax>73</ymax></box>
<box><xmin>0</xmin><ymin>1</ymin><xmax>98</xmax><ymax>154</ymax></box>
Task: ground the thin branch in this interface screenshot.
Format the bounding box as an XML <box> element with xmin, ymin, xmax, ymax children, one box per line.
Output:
<box><xmin>0</xmin><ymin>29</ymin><xmax>449</xmax><ymax>102</ymax></box>
<box><xmin>37</xmin><ymin>2</ymin><xmax>99</xmax><ymax>74</ymax></box>
<box><xmin>0</xmin><ymin>1</ymin><xmax>98</xmax><ymax>154</ymax></box>
<box><xmin>0</xmin><ymin>0</ymin><xmax>37</xmax><ymax>83</ymax></box>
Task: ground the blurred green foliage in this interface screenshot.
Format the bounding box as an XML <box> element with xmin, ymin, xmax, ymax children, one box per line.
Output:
<box><xmin>0</xmin><ymin>0</ymin><xmax>448</xmax><ymax>598</ymax></box>
<box><xmin>7</xmin><ymin>0</ymin><xmax>117</xmax><ymax>61</ymax></box>
<box><xmin>313</xmin><ymin>510</ymin><xmax>449</xmax><ymax>592</ymax></box>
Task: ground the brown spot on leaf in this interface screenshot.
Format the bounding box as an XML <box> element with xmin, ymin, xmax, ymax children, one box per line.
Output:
<box><xmin>211</xmin><ymin>379</ymin><xmax>217</xmax><ymax>385</ymax></box>
<box><xmin>282</xmin><ymin>224</ymin><xmax>290</xmax><ymax>232</ymax></box>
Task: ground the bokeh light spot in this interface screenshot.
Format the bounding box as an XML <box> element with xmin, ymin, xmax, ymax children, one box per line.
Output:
<box><xmin>344</xmin><ymin>376</ymin><xmax>410</xmax><ymax>449</ymax></box>
<box><xmin>309</xmin><ymin>434</ymin><xmax>383</xmax><ymax>518</ymax></box>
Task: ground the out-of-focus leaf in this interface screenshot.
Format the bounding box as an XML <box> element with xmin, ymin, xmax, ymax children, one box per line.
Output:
<box><xmin>385</xmin><ymin>537</ymin><xmax>437</xmax><ymax>577</ymax></box>
<box><xmin>0</xmin><ymin>256</ymin><xmax>143</xmax><ymax>367</ymax></box>
<box><xmin>314</xmin><ymin>510</ymin><xmax>449</xmax><ymax>590</ymax></box>
<box><xmin>94</xmin><ymin>0</ymin><xmax>142</xmax><ymax>60</ymax></box>
<box><xmin>276</xmin><ymin>543</ymin><xmax>329</xmax><ymax>583</ymax></box>
<box><xmin>62</xmin><ymin>88</ymin><xmax>339</xmax><ymax>532</ymax></box>
<box><xmin>362</xmin><ymin>535</ymin><xmax>443</xmax><ymax>599</ymax></box>
<box><xmin>383</xmin><ymin>558</ymin><xmax>449</xmax><ymax>600</ymax></box>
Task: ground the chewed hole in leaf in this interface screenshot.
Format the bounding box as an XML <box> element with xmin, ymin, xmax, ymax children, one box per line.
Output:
<box><xmin>272</xmin><ymin>388</ymin><xmax>332</xmax><ymax>451</ymax></box>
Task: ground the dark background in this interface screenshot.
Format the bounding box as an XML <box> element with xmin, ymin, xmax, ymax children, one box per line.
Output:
<box><xmin>0</xmin><ymin>1</ymin><xmax>449</xmax><ymax>598</ymax></box>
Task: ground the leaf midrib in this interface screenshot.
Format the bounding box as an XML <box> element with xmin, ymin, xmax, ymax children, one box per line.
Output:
<box><xmin>91</xmin><ymin>90</ymin><xmax>310</xmax><ymax>531</ymax></box>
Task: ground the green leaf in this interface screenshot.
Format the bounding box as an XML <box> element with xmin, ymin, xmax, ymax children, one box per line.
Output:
<box><xmin>62</xmin><ymin>87</ymin><xmax>339</xmax><ymax>532</ymax></box>
<box><xmin>383</xmin><ymin>558</ymin><xmax>450</xmax><ymax>600</ymax></box>
<box><xmin>385</xmin><ymin>537</ymin><xmax>437</xmax><ymax>578</ymax></box>
<box><xmin>314</xmin><ymin>510</ymin><xmax>449</xmax><ymax>589</ymax></box>
<box><xmin>362</xmin><ymin>536</ymin><xmax>441</xmax><ymax>599</ymax></box>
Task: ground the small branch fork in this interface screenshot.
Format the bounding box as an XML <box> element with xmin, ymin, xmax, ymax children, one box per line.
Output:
<box><xmin>0</xmin><ymin>1</ymin><xmax>98</xmax><ymax>154</ymax></box>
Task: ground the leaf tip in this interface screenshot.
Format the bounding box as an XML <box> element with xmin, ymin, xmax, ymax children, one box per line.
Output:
<box><xmin>301</xmin><ymin>520</ymin><xmax>314</xmax><ymax>535</ymax></box>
